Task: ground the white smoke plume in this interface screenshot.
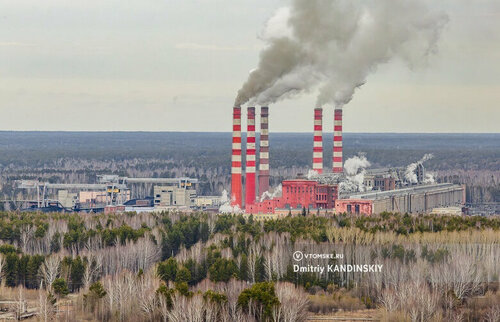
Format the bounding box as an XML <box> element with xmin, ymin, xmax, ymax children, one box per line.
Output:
<box><xmin>424</xmin><ymin>172</ymin><xmax>435</xmax><ymax>184</ymax></box>
<box><xmin>339</xmin><ymin>155</ymin><xmax>371</xmax><ymax>193</ymax></box>
<box><xmin>259</xmin><ymin>184</ymin><xmax>283</xmax><ymax>202</ymax></box>
<box><xmin>306</xmin><ymin>169</ymin><xmax>319</xmax><ymax>180</ymax></box>
<box><xmin>404</xmin><ymin>153</ymin><xmax>434</xmax><ymax>184</ymax></box>
<box><xmin>343</xmin><ymin>155</ymin><xmax>371</xmax><ymax>176</ymax></box>
<box><xmin>218</xmin><ymin>189</ymin><xmax>243</xmax><ymax>214</ymax></box>
<box><xmin>235</xmin><ymin>0</ymin><xmax>447</xmax><ymax>108</ymax></box>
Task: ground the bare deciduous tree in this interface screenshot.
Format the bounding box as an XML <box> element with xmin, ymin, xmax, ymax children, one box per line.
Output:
<box><xmin>20</xmin><ymin>225</ymin><xmax>35</xmax><ymax>254</ymax></box>
<box><xmin>39</xmin><ymin>255</ymin><xmax>61</xmax><ymax>291</ymax></box>
<box><xmin>137</xmin><ymin>270</ymin><xmax>161</xmax><ymax>321</ymax></box>
<box><xmin>484</xmin><ymin>305</ymin><xmax>500</xmax><ymax>322</ymax></box>
<box><xmin>430</xmin><ymin>252</ymin><xmax>482</xmax><ymax>300</ymax></box>
<box><xmin>247</xmin><ymin>241</ymin><xmax>261</xmax><ymax>283</ymax></box>
<box><xmin>273</xmin><ymin>282</ymin><xmax>309</xmax><ymax>322</ymax></box>
<box><xmin>82</xmin><ymin>254</ymin><xmax>103</xmax><ymax>290</ymax></box>
<box><xmin>379</xmin><ymin>288</ymin><xmax>398</xmax><ymax>313</ymax></box>
<box><xmin>0</xmin><ymin>254</ymin><xmax>5</xmax><ymax>287</ymax></box>
<box><xmin>398</xmin><ymin>282</ymin><xmax>440</xmax><ymax>322</ymax></box>
<box><xmin>166</xmin><ymin>293</ymin><xmax>204</xmax><ymax>322</ymax></box>
<box><xmin>38</xmin><ymin>291</ymin><xmax>56</xmax><ymax>322</ymax></box>
<box><xmin>218</xmin><ymin>278</ymin><xmax>249</xmax><ymax>322</ymax></box>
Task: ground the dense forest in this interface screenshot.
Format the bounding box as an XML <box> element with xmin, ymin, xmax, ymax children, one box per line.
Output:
<box><xmin>0</xmin><ymin>211</ymin><xmax>499</xmax><ymax>321</ymax></box>
<box><xmin>0</xmin><ymin>132</ymin><xmax>498</xmax><ymax>205</ymax></box>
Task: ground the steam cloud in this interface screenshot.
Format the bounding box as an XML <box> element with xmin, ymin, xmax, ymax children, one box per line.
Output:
<box><xmin>405</xmin><ymin>153</ymin><xmax>434</xmax><ymax>184</ymax></box>
<box><xmin>344</xmin><ymin>155</ymin><xmax>371</xmax><ymax>177</ymax></box>
<box><xmin>339</xmin><ymin>155</ymin><xmax>371</xmax><ymax>193</ymax></box>
<box><xmin>260</xmin><ymin>184</ymin><xmax>283</xmax><ymax>202</ymax></box>
<box><xmin>219</xmin><ymin>189</ymin><xmax>243</xmax><ymax>214</ymax></box>
<box><xmin>235</xmin><ymin>0</ymin><xmax>447</xmax><ymax>108</ymax></box>
<box><xmin>307</xmin><ymin>169</ymin><xmax>319</xmax><ymax>180</ymax></box>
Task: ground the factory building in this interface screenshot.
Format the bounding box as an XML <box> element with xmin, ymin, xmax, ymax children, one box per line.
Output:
<box><xmin>194</xmin><ymin>196</ymin><xmax>223</xmax><ymax>208</ymax></box>
<box><xmin>57</xmin><ymin>190</ymin><xmax>78</xmax><ymax>209</ymax></box>
<box><xmin>363</xmin><ymin>165</ymin><xmax>429</xmax><ymax>191</ymax></box>
<box><xmin>154</xmin><ymin>185</ymin><xmax>197</xmax><ymax>208</ymax></box>
<box><xmin>245</xmin><ymin>178</ymin><xmax>338</xmax><ymax>214</ymax></box>
<box><xmin>79</xmin><ymin>190</ymin><xmax>131</xmax><ymax>206</ymax></box>
<box><xmin>19</xmin><ymin>176</ymin><xmax>199</xmax><ymax>213</ymax></box>
<box><xmin>336</xmin><ymin>183</ymin><xmax>465</xmax><ymax>215</ymax></box>
<box><xmin>363</xmin><ymin>170</ymin><xmax>397</xmax><ymax>192</ymax></box>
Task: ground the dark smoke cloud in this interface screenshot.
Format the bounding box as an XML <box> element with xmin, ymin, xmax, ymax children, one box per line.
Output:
<box><xmin>235</xmin><ymin>0</ymin><xmax>448</xmax><ymax>108</ymax></box>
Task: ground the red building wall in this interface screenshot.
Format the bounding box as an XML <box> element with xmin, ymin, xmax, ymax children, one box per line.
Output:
<box><xmin>281</xmin><ymin>180</ymin><xmax>317</xmax><ymax>209</ymax></box>
<box><xmin>246</xmin><ymin>179</ymin><xmax>338</xmax><ymax>214</ymax></box>
<box><xmin>315</xmin><ymin>184</ymin><xmax>337</xmax><ymax>209</ymax></box>
<box><xmin>335</xmin><ymin>199</ymin><xmax>373</xmax><ymax>215</ymax></box>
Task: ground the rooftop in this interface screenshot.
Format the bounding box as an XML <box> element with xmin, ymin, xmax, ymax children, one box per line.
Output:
<box><xmin>348</xmin><ymin>183</ymin><xmax>462</xmax><ymax>201</ymax></box>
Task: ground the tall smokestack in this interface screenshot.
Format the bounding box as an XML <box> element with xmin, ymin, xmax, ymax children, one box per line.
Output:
<box><xmin>231</xmin><ymin>106</ymin><xmax>242</xmax><ymax>208</ymax></box>
<box><xmin>258</xmin><ymin>106</ymin><xmax>269</xmax><ymax>196</ymax></box>
<box><xmin>333</xmin><ymin>108</ymin><xmax>343</xmax><ymax>173</ymax></box>
<box><xmin>313</xmin><ymin>107</ymin><xmax>323</xmax><ymax>174</ymax></box>
<box><xmin>245</xmin><ymin>107</ymin><xmax>256</xmax><ymax>208</ymax></box>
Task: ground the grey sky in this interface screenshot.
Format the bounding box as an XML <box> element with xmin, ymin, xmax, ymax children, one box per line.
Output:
<box><xmin>0</xmin><ymin>0</ymin><xmax>499</xmax><ymax>132</ymax></box>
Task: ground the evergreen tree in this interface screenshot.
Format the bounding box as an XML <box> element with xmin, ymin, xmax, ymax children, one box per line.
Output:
<box><xmin>237</xmin><ymin>282</ymin><xmax>280</xmax><ymax>321</ymax></box>
<box><xmin>70</xmin><ymin>256</ymin><xmax>85</xmax><ymax>292</ymax></box>
<box><xmin>254</xmin><ymin>256</ymin><xmax>266</xmax><ymax>282</ymax></box>
<box><xmin>208</xmin><ymin>258</ymin><xmax>238</xmax><ymax>282</ymax></box>
<box><xmin>5</xmin><ymin>253</ymin><xmax>19</xmax><ymax>287</ymax></box>
<box><xmin>17</xmin><ymin>255</ymin><xmax>29</xmax><ymax>287</ymax></box>
<box><xmin>26</xmin><ymin>255</ymin><xmax>44</xmax><ymax>289</ymax></box>
<box><xmin>84</xmin><ymin>282</ymin><xmax>107</xmax><ymax>312</ymax></box>
<box><xmin>157</xmin><ymin>258</ymin><xmax>178</xmax><ymax>282</ymax></box>
<box><xmin>52</xmin><ymin>278</ymin><xmax>69</xmax><ymax>296</ymax></box>
<box><xmin>239</xmin><ymin>253</ymin><xmax>249</xmax><ymax>281</ymax></box>
<box><xmin>175</xmin><ymin>266</ymin><xmax>191</xmax><ymax>284</ymax></box>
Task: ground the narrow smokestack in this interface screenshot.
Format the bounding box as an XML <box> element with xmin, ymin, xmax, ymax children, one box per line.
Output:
<box><xmin>313</xmin><ymin>108</ymin><xmax>323</xmax><ymax>174</ymax></box>
<box><xmin>258</xmin><ymin>106</ymin><xmax>269</xmax><ymax>196</ymax></box>
<box><xmin>231</xmin><ymin>106</ymin><xmax>242</xmax><ymax>208</ymax></box>
<box><xmin>245</xmin><ymin>107</ymin><xmax>256</xmax><ymax>208</ymax></box>
<box><xmin>333</xmin><ymin>108</ymin><xmax>343</xmax><ymax>173</ymax></box>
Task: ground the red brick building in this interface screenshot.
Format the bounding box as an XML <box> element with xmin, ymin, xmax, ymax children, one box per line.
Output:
<box><xmin>334</xmin><ymin>199</ymin><xmax>373</xmax><ymax>215</ymax></box>
<box><xmin>246</xmin><ymin>179</ymin><xmax>338</xmax><ymax>214</ymax></box>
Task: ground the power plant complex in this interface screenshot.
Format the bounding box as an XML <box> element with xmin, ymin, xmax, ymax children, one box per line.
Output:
<box><xmin>13</xmin><ymin>105</ymin><xmax>465</xmax><ymax>216</ymax></box>
<box><xmin>230</xmin><ymin>106</ymin><xmax>465</xmax><ymax>216</ymax></box>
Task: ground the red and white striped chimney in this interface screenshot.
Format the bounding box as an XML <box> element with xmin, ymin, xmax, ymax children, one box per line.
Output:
<box><xmin>333</xmin><ymin>108</ymin><xmax>343</xmax><ymax>173</ymax></box>
<box><xmin>313</xmin><ymin>107</ymin><xmax>323</xmax><ymax>174</ymax></box>
<box><xmin>258</xmin><ymin>106</ymin><xmax>269</xmax><ymax>196</ymax></box>
<box><xmin>245</xmin><ymin>107</ymin><xmax>256</xmax><ymax>207</ymax></box>
<box><xmin>231</xmin><ymin>106</ymin><xmax>242</xmax><ymax>208</ymax></box>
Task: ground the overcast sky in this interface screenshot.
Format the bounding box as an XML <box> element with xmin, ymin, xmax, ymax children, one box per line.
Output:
<box><xmin>0</xmin><ymin>0</ymin><xmax>499</xmax><ymax>133</ymax></box>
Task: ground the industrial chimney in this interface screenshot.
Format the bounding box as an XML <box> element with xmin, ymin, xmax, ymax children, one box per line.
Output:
<box><xmin>258</xmin><ymin>106</ymin><xmax>269</xmax><ymax>196</ymax></box>
<box><xmin>313</xmin><ymin>108</ymin><xmax>323</xmax><ymax>174</ymax></box>
<box><xmin>333</xmin><ymin>108</ymin><xmax>343</xmax><ymax>173</ymax></box>
<box><xmin>245</xmin><ymin>107</ymin><xmax>256</xmax><ymax>208</ymax></box>
<box><xmin>231</xmin><ymin>106</ymin><xmax>242</xmax><ymax>207</ymax></box>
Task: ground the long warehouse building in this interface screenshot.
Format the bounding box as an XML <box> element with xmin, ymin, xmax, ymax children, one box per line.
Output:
<box><xmin>336</xmin><ymin>183</ymin><xmax>465</xmax><ymax>215</ymax></box>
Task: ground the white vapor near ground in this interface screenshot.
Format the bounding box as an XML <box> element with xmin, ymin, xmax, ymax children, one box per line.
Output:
<box><xmin>218</xmin><ymin>189</ymin><xmax>243</xmax><ymax>214</ymax></box>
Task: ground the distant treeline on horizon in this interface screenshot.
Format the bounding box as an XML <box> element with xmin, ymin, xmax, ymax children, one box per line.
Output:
<box><xmin>0</xmin><ymin>132</ymin><xmax>498</xmax><ymax>171</ymax></box>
